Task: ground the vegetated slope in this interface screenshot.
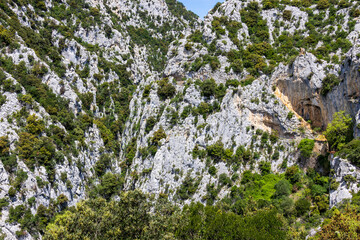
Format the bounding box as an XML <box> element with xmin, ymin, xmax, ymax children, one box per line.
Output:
<box><xmin>0</xmin><ymin>0</ymin><xmax>359</xmax><ymax>239</ymax></box>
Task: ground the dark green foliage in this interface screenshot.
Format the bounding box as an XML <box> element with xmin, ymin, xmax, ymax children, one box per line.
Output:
<box><xmin>311</xmin><ymin>184</ymin><xmax>327</xmax><ymax>197</ymax></box>
<box><xmin>283</xmin><ymin>10</ymin><xmax>292</xmax><ymax>21</ymax></box>
<box><xmin>16</xmin><ymin>132</ymin><xmax>56</xmax><ymax>182</ymax></box>
<box><xmin>151</xmin><ymin>127</ymin><xmax>166</xmax><ymax>146</ymax></box>
<box><xmin>226</xmin><ymin>79</ymin><xmax>240</xmax><ymax>88</ymax></box>
<box><xmin>295</xmin><ymin>198</ymin><xmax>311</xmax><ymax>216</ymax></box>
<box><xmin>240</xmin><ymin>2</ymin><xmax>269</xmax><ymax>43</ymax></box>
<box><xmin>208</xmin><ymin>166</ymin><xmax>217</xmax><ymax>176</ymax></box>
<box><xmin>97</xmin><ymin>173</ymin><xmax>122</xmax><ymax>200</ymax></box>
<box><xmin>176</xmin><ymin>174</ymin><xmax>201</xmax><ymax>200</ymax></box>
<box><xmin>273</xmin><ymin>180</ymin><xmax>291</xmax><ymax>199</ymax></box>
<box><xmin>0</xmin><ymin>136</ymin><xmax>17</xmax><ymax>172</ymax></box>
<box><xmin>188</xmin><ymin>30</ymin><xmax>204</xmax><ymax>44</ymax></box>
<box><xmin>298</xmin><ymin>139</ymin><xmax>315</xmax><ymax>158</ymax></box>
<box><xmin>317</xmin><ymin>0</ymin><xmax>330</xmax><ymax>9</ymax></box>
<box><xmin>199</xmin><ymin>78</ymin><xmax>227</xmax><ymax>101</ymax></box>
<box><xmin>339</xmin><ymin>139</ymin><xmax>360</xmax><ymax>167</ymax></box>
<box><xmin>180</xmin><ymin>105</ymin><xmax>192</xmax><ymax>120</ymax></box>
<box><xmin>157</xmin><ymin>79</ymin><xmax>176</xmax><ymax>100</ymax></box>
<box><xmin>165</xmin><ymin>0</ymin><xmax>198</xmax><ymax>23</ymax></box>
<box><xmin>200</xmin><ymin>78</ymin><xmax>216</xmax><ymax>97</ymax></box>
<box><xmin>259</xmin><ymin>161</ymin><xmax>271</xmax><ymax>175</ymax></box>
<box><xmin>320</xmin><ymin>74</ymin><xmax>341</xmax><ymax>96</ymax></box>
<box><xmin>145</xmin><ymin>116</ymin><xmax>157</xmax><ymax>134</ymax></box>
<box><xmin>127</xmin><ymin>26</ymin><xmax>169</xmax><ymax>72</ymax></box>
<box><xmin>44</xmin><ymin>190</ymin><xmax>181</xmax><ymax>239</ymax></box>
<box><xmin>230</xmin><ymin>59</ymin><xmax>243</xmax><ymax>73</ymax></box>
<box><xmin>219</xmin><ymin>173</ymin><xmax>232</xmax><ymax>187</ymax></box>
<box><xmin>94</xmin><ymin>154</ymin><xmax>111</xmax><ymax>177</ymax></box>
<box><xmin>178</xmin><ymin>204</ymin><xmax>287</xmax><ymax>240</ymax></box>
<box><xmin>210</xmin><ymin>2</ymin><xmax>222</xmax><ymax>14</ymax></box>
<box><xmin>13</xmin><ymin>169</ymin><xmax>28</xmax><ymax>190</ymax></box>
<box><xmin>206</xmin><ymin>141</ymin><xmax>232</xmax><ymax>163</ymax></box>
<box><xmin>125</xmin><ymin>138</ymin><xmax>137</xmax><ymax>167</ymax></box>
<box><xmin>0</xmin><ymin>198</ymin><xmax>9</xmax><ymax>211</ymax></box>
<box><xmin>8</xmin><ymin>187</ymin><xmax>16</xmax><ymax>198</ymax></box>
<box><xmin>285</xmin><ymin>165</ymin><xmax>301</xmax><ymax>184</ymax></box>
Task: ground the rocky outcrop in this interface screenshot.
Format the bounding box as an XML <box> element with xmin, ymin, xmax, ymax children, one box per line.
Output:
<box><xmin>330</xmin><ymin>156</ymin><xmax>360</xmax><ymax>207</ymax></box>
<box><xmin>273</xmin><ymin>49</ymin><xmax>360</xmax><ymax>129</ymax></box>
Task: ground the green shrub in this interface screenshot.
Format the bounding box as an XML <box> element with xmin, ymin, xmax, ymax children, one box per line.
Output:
<box><xmin>94</xmin><ymin>154</ymin><xmax>112</xmax><ymax>177</ymax></box>
<box><xmin>8</xmin><ymin>187</ymin><xmax>16</xmax><ymax>198</ymax></box>
<box><xmin>0</xmin><ymin>198</ymin><xmax>9</xmax><ymax>211</ymax></box>
<box><xmin>145</xmin><ymin>116</ymin><xmax>157</xmax><ymax>134</ymax></box>
<box><xmin>339</xmin><ymin>139</ymin><xmax>360</xmax><ymax>167</ymax></box>
<box><xmin>157</xmin><ymin>79</ymin><xmax>176</xmax><ymax>100</ymax></box>
<box><xmin>324</xmin><ymin>111</ymin><xmax>353</xmax><ymax>151</ymax></box>
<box><xmin>295</xmin><ymin>198</ymin><xmax>311</xmax><ymax>216</ymax></box>
<box><xmin>25</xmin><ymin>114</ymin><xmax>45</xmax><ymax>135</ymax></box>
<box><xmin>273</xmin><ymin>180</ymin><xmax>291</xmax><ymax>198</ymax></box>
<box><xmin>285</xmin><ymin>165</ymin><xmax>301</xmax><ymax>184</ymax></box>
<box><xmin>226</xmin><ymin>79</ymin><xmax>240</xmax><ymax>88</ymax></box>
<box><xmin>151</xmin><ymin>127</ymin><xmax>167</xmax><ymax>146</ymax></box>
<box><xmin>208</xmin><ymin>166</ymin><xmax>217</xmax><ymax>176</ymax></box>
<box><xmin>200</xmin><ymin>79</ymin><xmax>216</xmax><ymax>98</ymax></box>
<box><xmin>97</xmin><ymin>173</ymin><xmax>122</xmax><ymax>200</ymax></box>
<box><xmin>320</xmin><ymin>74</ymin><xmax>341</xmax><ymax>96</ymax></box>
<box><xmin>287</xmin><ymin>111</ymin><xmax>294</xmax><ymax>120</ymax></box>
<box><xmin>259</xmin><ymin>161</ymin><xmax>271</xmax><ymax>175</ymax></box>
<box><xmin>125</xmin><ymin>138</ymin><xmax>137</xmax><ymax>166</ymax></box>
<box><xmin>298</xmin><ymin>139</ymin><xmax>315</xmax><ymax>158</ymax></box>
<box><xmin>283</xmin><ymin>10</ymin><xmax>292</xmax><ymax>21</ymax></box>
<box><xmin>219</xmin><ymin>173</ymin><xmax>232</xmax><ymax>187</ymax></box>
<box><xmin>176</xmin><ymin>174</ymin><xmax>201</xmax><ymax>200</ymax></box>
<box><xmin>317</xmin><ymin>0</ymin><xmax>330</xmax><ymax>9</ymax></box>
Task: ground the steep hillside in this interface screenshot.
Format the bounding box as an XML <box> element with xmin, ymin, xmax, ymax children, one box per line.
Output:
<box><xmin>0</xmin><ymin>0</ymin><xmax>359</xmax><ymax>239</ymax></box>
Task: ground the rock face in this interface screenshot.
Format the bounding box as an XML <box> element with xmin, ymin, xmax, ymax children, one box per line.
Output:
<box><xmin>0</xmin><ymin>0</ymin><xmax>360</xmax><ymax>238</ymax></box>
<box><xmin>274</xmin><ymin>51</ymin><xmax>360</xmax><ymax>130</ymax></box>
<box><xmin>330</xmin><ymin>157</ymin><xmax>360</xmax><ymax>207</ymax></box>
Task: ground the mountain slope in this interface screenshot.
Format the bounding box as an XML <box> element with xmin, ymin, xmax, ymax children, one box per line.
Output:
<box><xmin>0</xmin><ymin>0</ymin><xmax>359</xmax><ymax>238</ymax></box>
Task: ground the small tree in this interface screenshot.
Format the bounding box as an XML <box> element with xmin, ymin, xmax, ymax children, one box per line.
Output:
<box><xmin>298</xmin><ymin>139</ymin><xmax>315</xmax><ymax>158</ymax></box>
<box><xmin>317</xmin><ymin>0</ymin><xmax>330</xmax><ymax>9</ymax></box>
<box><xmin>324</xmin><ymin>111</ymin><xmax>353</xmax><ymax>151</ymax></box>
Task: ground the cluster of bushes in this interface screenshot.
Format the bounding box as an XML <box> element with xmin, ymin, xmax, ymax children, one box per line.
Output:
<box><xmin>227</xmin><ymin>42</ymin><xmax>277</xmax><ymax>76</ymax></box>
<box><xmin>320</xmin><ymin>74</ymin><xmax>341</xmax><ymax>96</ymax></box>
<box><xmin>324</xmin><ymin>111</ymin><xmax>353</xmax><ymax>151</ymax></box>
<box><xmin>176</xmin><ymin>174</ymin><xmax>202</xmax><ymax>200</ymax></box>
<box><xmin>0</xmin><ymin>136</ymin><xmax>17</xmax><ymax>172</ymax></box>
<box><xmin>40</xmin><ymin>160</ymin><xmax>342</xmax><ymax>240</ymax></box>
<box><xmin>7</xmin><ymin>194</ymin><xmax>69</xmax><ymax>238</ymax></box>
<box><xmin>192</xmin><ymin>141</ymin><xmax>253</xmax><ymax>166</ymax></box>
<box><xmin>157</xmin><ymin>78</ymin><xmax>176</xmax><ymax>100</ymax></box>
<box><xmin>43</xmin><ymin>190</ymin><xmax>288</xmax><ymax>240</ymax></box>
<box><xmin>127</xmin><ymin>26</ymin><xmax>169</xmax><ymax>72</ymax></box>
<box><xmin>338</xmin><ymin>139</ymin><xmax>360</xmax><ymax>167</ymax></box>
<box><xmin>298</xmin><ymin>139</ymin><xmax>315</xmax><ymax>158</ymax></box>
<box><xmin>197</xmin><ymin>78</ymin><xmax>226</xmax><ymax>101</ymax></box>
<box><xmin>190</xmin><ymin>55</ymin><xmax>221</xmax><ymax>72</ymax></box>
<box><xmin>211</xmin><ymin>16</ymin><xmax>242</xmax><ymax>45</ymax></box>
<box><xmin>240</xmin><ymin>2</ymin><xmax>269</xmax><ymax>43</ymax></box>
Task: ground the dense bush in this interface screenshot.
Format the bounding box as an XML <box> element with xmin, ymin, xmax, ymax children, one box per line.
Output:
<box><xmin>240</xmin><ymin>2</ymin><xmax>269</xmax><ymax>43</ymax></box>
<box><xmin>320</xmin><ymin>74</ymin><xmax>341</xmax><ymax>96</ymax></box>
<box><xmin>0</xmin><ymin>136</ymin><xmax>17</xmax><ymax>172</ymax></box>
<box><xmin>157</xmin><ymin>79</ymin><xmax>176</xmax><ymax>100</ymax></box>
<box><xmin>316</xmin><ymin>208</ymin><xmax>360</xmax><ymax>239</ymax></box>
<box><xmin>324</xmin><ymin>111</ymin><xmax>353</xmax><ymax>151</ymax></box>
<box><xmin>339</xmin><ymin>139</ymin><xmax>360</xmax><ymax>167</ymax></box>
<box><xmin>298</xmin><ymin>139</ymin><xmax>315</xmax><ymax>158</ymax></box>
